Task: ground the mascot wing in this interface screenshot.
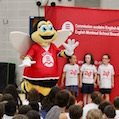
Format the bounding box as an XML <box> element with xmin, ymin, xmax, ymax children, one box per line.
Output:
<box><xmin>9</xmin><ymin>31</ymin><xmax>33</xmax><ymax>56</ymax></box>
<box><xmin>53</xmin><ymin>30</ymin><xmax>72</xmax><ymax>48</ymax></box>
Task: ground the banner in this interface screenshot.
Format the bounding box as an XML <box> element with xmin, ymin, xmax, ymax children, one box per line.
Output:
<box><xmin>45</xmin><ymin>6</ymin><xmax>119</xmax><ymax>100</ymax></box>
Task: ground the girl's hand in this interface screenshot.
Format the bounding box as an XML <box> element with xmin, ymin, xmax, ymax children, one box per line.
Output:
<box><xmin>94</xmin><ymin>82</ymin><xmax>97</xmax><ymax>88</ymax></box>
<box><xmin>78</xmin><ymin>83</ymin><xmax>80</xmax><ymax>87</ymax></box>
<box><xmin>111</xmin><ymin>84</ymin><xmax>114</xmax><ymax>88</ymax></box>
<box><xmin>60</xmin><ymin>81</ymin><xmax>64</xmax><ymax>88</ymax></box>
<box><xmin>97</xmin><ymin>80</ymin><xmax>100</xmax><ymax>87</ymax></box>
<box><xmin>80</xmin><ymin>83</ymin><xmax>82</xmax><ymax>88</ymax></box>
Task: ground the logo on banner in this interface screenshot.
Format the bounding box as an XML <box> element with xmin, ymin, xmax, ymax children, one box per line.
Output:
<box><xmin>62</xmin><ymin>21</ymin><xmax>74</xmax><ymax>35</ymax></box>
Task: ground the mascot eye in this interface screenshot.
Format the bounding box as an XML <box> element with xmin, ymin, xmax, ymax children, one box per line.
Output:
<box><xmin>48</xmin><ymin>25</ymin><xmax>54</xmax><ymax>31</ymax></box>
<box><xmin>40</xmin><ymin>25</ymin><xmax>47</xmax><ymax>32</ymax></box>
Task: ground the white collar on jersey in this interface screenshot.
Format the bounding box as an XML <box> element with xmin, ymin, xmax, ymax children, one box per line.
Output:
<box><xmin>42</xmin><ymin>44</ymin><xmax>50</xmax><ymax>51</ymax></box>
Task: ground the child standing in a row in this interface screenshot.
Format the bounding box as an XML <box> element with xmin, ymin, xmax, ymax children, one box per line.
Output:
<box><xmin>80</xmin><ymin>53</ymin><xmax>97</xmax><ymax>105</ymax></box>
<box><xmin>61</xmin><ymin>55</ymin><xmax>80</xmax><ymax>98</ymax></box>
<box><xmin>98</xmin><ymin>54</ymin><xmax>115</xmax><ymax>101</ymax></box>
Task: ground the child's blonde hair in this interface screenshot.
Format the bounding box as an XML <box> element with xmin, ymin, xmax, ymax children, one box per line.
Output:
<box><xmin>87</xmin><ymin>109</ymin><xmax>103</xmax><ymax>119</ymax></box>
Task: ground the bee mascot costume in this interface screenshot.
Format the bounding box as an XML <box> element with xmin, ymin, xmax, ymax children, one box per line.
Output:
<box><xmin>10</xmin><ymin>18</ymin><xmax>79</xmax><ymax>96</ymax></box>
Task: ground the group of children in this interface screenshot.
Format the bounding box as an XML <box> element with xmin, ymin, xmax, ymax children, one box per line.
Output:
<box><xmin>61</xmin><ymin>53</ymin><xmax>115</xmax><ymax>105</ymax></box>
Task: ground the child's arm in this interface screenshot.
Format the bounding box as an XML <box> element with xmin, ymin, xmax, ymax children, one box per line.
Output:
<box><xmin>61</xmin><ymin>72</ymin><xmax>66</xmax><ymax>87</ymax></box>
<box><xmin>97</xmin><ymin>66</ymin><xmax>101</xmax><ymax>87</ymax></box>
<box><xmin>94</xmin><ymin>73</ymin><xmax>97</xmax><ymax>87</ymax></box>
<box><xmin>111</xmin><ymin>75</ymin><xmax>114</xmax><ymax>88</ymax></box>
<box><xmin>80</xmin><ymin>65</ymin><xmax>84</xmax><ymax>88</ymax></box>
<box><xmin>111</xmin><ymin>66</ymin><xmax>115</xmax><ymax>88</ymax></box>
<box><xmin>97</xmin><ymin>74</ymin><xmax>100</xmax><ymax>87</ymax></box>
<box><xmin>80</xmin><ymin>72</ymin><xmax>83</xmax><ymax>88</ymax></box>
<box><xmin>77</xmin><ymin>67</ymin><xmax>80</xmax><ymax>87</ymax></box>
<box><xmin>78</xmin><ymin>73</ymin><xmax>80</xmax><ymax>87</ymax></box>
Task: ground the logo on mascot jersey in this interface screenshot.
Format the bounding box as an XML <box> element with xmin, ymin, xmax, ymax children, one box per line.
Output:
<box><xmin>42</xmin><ymin>52</ymin><xmax>54</xmax><ymax>67</ymax></box>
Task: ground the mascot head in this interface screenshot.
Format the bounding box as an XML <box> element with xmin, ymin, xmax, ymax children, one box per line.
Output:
<box><xmin>31</xmin><ymin>18</ymin><xmax>57</xmax><ymax>47</ymax></box>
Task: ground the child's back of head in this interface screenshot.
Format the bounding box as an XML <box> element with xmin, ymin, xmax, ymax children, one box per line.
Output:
<box><xmin>29</xmin><ymin>101</ymin><xmax>39</xmax><ymax>112</ymax></box>
<box><xmin>113</xmin><ymin>96</ymin><xmax>119</xmax><ymax>110</ymax></box>
<box><xmin>5</xmin><ymin>100</ymin><xmax>16</xmax><ymax>116</ymax></box>
<box><xmin>69</xmin><ymin>105</ymin><xmax>83</xmax><ymax>119</ymax></box>
<box><xmin>55</xmin><ymin>90</ymin><xmax>70</xmax><ymax>108</ymax></box>
<box><xmin>86</xmin><ymin>109</ymin><xmax>103</xmax><ymax>119</ymax></box>
<box><xmin>12</xmin><ymin>114</ymin><xmax>28</xmax><ymax>119</ymax></box>
<box><xmin>91</xmin><ymin>91</ymin><xmax>102</xmax><ymax>105</ymax></box>
<box><xmin>98</xmin><ymin>101</ymin><xmax>111</xmax><ymax>113</ymax></box>
<box><xmin>104</xmin><ymin>105</ymin><xmax>116</xmax><ymax>119</ymax></box>
<box><xmin>66</xmin><ymin>95</ymin><xmax>75</xmax><ymax>111</ymax></box>
<box><xmin>18</xmin><ymin>105</ymin><xmax>32</xmax><ymax>114</ymax></box>
<box><xmin>2</xmin><ymin>93</ymin><xmax>14</xmax><ymax>102</ymax></box>
<box><xmin>26</xmin><ymin>110</ymin><xmax>40</xmax><ymax>119</ymax></box>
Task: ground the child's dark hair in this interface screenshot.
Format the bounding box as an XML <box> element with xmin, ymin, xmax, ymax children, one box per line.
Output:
<box><xmin>69</xmin><ymin>105</ymin><xmax>83</xmax><ymax>119</ymax></box>
<box><xmin>104</xmin><ymin>105</ymin><xmax>116</xmax><ymax>118</ymax></box>
<box><xmin>67</xmin><ymin>54</ymin><xmax>75</xmax><ymax>63</ymax></box>
<box><xmin>103</xmin><ymin>54</ymin><xmax>111</xmax><ymax>59</ymax></box>
<box><xmin>41</xmin><ymin>86</ymin><xmax>61</xmax><ymax>112</ymax></box>
<box><xmin>55</xmin><ymin>90</ymin><xmax>69</xmax><ymax>108</ymax></box>
<box><xmin>3</xmin><ymin>84</ymin><xmax>22</xmax><ymax>107</ymax></box>
<box><xmin>66</xmin><ymin>95</ymin><xmax>75</xmax><ymax>110</ymax></box>
<box><xmin>0</xmin><ymin>103</ymin><xmax>4</xmax><ymax>119</ymax></box>
<box><xmin>98</xmin><ymin>101</ymin><xmax>111</xmax><ymax>113</ymax></box>
<box><xmin>29</xmin><ymin>101</ymin><xmax>39</xmax><ymax>112</ymax></box>
<box><xmin>2</xmin><ymin>93</ymin><xmax>14</xmax><ymax>102</ymax></box>
<box><xmin>5</xmin><ymin>100</ymin><xmax>16</xmax><ymax>116</ymax></box>
<box><xmin>91</xmin><ymin>91</ymin><xmax>102</xmax><ymax>105</ymax></box>
<box><xmin>113</xmin><ymin>97</ymin><xmax>119</xmax><ymax>109</ymax></box>
<box><xmin>27</xmin><ymin>89</ymin><xmax>40</xmax><ymax>102</ymax></box>
<box><xmin>18</xmin><ymin>105</ymin><xmax>32</xmax><ymax>114</ymax></box>
<box><xmin>26</xmin><ymin>110</ymin><xmax>40</xmax><ymax>119</ymax></box>
<box><xmin>83</xmin><ymin>53</ymin><xmax>94</xmax><ymax>65</ymax></box>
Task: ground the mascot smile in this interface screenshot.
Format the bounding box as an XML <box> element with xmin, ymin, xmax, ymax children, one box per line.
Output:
<box><xmin>10</xmin><ymin>18</ymin><xmax>79</xmax><ymax>96</ymax></box>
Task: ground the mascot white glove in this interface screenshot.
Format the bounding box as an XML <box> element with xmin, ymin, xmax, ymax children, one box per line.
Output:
<box><xmin>63</xmin><ymin>39</ymin><xmax>79</xmax><ymax>56</ymax></box>
<box><xmin>19</xmin><ymin>57</ymin><xmax>36</xmax><ymax>67</ymax></box>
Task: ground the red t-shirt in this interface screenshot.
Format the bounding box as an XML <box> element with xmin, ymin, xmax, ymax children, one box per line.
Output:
<box><xmin>23</xmin><ymin>43</ymin><xmax>60</xmax><ymax>80</ymax></box>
